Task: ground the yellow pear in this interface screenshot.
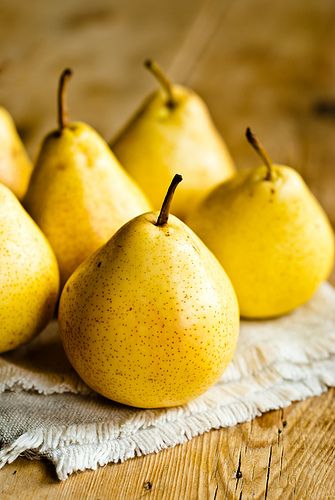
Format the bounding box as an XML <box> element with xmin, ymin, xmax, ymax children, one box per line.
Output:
<box><xmin>187</xmin><ymin>128</ymin><xmax>335</xmax><ymax>318</ymax></box>
<box><xmin>59</xmin><ymin>175</ymin><xmax>239</xmax><ymax>408</ymax></box>
<box><xmin>0</xmin><ymin>107</ymin><xmax>32</xmax><ymax>199</ymax></box>
<box><xmin>111</xmin><ymin>60</ymin><xmax>235</xmax><ymax>220</ymax></box>
<box><xmin>24</xmin><ymin>69</ymin><xmax>151</xmax><ymax>287</ymax></box>
<box><xmin>0</xmin><ymin>183</ymin><xmax>59</xmax><ymax>353</ymax></box>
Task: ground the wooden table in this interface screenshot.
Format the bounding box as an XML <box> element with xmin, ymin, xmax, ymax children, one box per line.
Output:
<box><xmin>1</xmin><ymin>0</ymin><xmax>335</xmax><ymax>497</ymax></box>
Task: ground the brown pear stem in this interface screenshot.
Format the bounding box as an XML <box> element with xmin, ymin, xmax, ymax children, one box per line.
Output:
<box><xmin>58</xmin><ymin>68</ymin><xmax>73</xmax><ymax>130</ymax></box>
<box><xmin>245</xmin><ymin>127</ymin><xmax>273</xmax><ymax>181</ymax></box>
<box><xmin>144</xmin><ymin>59</ymin><xmax>176</xmax><ymax>109</ymax></box>
<box><xmin>156</xmin><ymin>174</ymin><xmax>183</xmax><ymax>226</ymax></box>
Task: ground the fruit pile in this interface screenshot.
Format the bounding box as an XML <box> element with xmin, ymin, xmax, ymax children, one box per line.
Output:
<box><xmin>0</xmin><ymin>62</ymin><xmax>334</xmax><ymax>409</ymax></box>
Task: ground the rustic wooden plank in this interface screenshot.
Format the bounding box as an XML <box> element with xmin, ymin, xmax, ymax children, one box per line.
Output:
<box><xmin>0</xmin><ymin>0</ymin><xmax>204</xmax><ymax>154</ymax></box>
<box><xmin>185</xmin><ymin>0</ymin><xmax>335</xmax><ymax>223</ymax></box>
<box><xmin>1</xmin><ymin>389</ymin><xmax>334</xmax><ymax>499</ymax></box>
<box><xmin>0</xmin><ymin>0</ymin><xmax>334</xmax><ymax>497</ymax></box>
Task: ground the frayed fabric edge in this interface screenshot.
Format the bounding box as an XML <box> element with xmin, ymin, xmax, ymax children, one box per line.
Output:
<box><xmin>0</xmin><ymin>365</ymin><xmax>333</xmax><ymax>480</ymax></box>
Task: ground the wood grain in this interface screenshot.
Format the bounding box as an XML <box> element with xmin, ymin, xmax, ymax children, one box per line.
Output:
<box><xmin>0</xmin><ymin>0</ymin><xmax>334</xmax><ymax>497</ymax></box>
<box><xmin>1</xmin><ymin>389</ymin><xmax>335</xmax><ymax>499</ymax></box>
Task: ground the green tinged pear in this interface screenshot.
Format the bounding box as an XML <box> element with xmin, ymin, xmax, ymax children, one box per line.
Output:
<box><xmin>111</xmin><ymin>60</ymin><xmax>235</xmax><ymax>220</ymax></box>
<box><xmin>187</xmin><ymin>128</ymin><xmax>335</xmax><ymax>318</ymax></box>
<box><xmin>24</xmin><ymin>69</ymin><xmax>151</xmax><ymax>287</ymax></box>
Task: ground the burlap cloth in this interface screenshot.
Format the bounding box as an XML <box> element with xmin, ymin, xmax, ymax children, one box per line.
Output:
<box><xmin>0</xmin><ymin>283</ymin><xmax>334</xmax><ymax>480</ymax></box>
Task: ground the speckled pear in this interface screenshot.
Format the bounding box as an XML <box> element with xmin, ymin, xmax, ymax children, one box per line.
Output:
<box><xmin>187</xmin><ymin>128</ymin><xmax>335</xmax><ymax>318</ymax></box>
<box><xmin>111</xmin><ymin>60</ymin><xmax>235</xmax><ymax>220</ymax></box>
<box><xmin>0</xmin><ymin>107</ymin><xmax>32</xmax><ymax>199</ymax></box>
<box><xmin>59</xmin><ymin>175</ymin><xmax>239</xmax><ymax>408</ymax></box>
<box><xmin>24</xmin><ymin>69</ymin><xmax>151</xmax><ymax>287</ymax></box>
<box><xmin>0</xmin><ymin>183</ymin><xmax>59</xmax><ymax>353</ymax></box>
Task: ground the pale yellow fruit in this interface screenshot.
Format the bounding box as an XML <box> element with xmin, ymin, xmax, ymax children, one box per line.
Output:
<box><xmin>111</xmin><ymin>61</ymin><xmax>235</xmax><ymax>220</ymax></box>
<box><xmin>24</xmin><ymin>70</ymin><xmax>151</xmax><ymax>287</ymax></box>
<box><xmin>187</xmin><ymin>165</ymin><xmax>335</xmax><ymax>318</ymax></box>
<box><xmin>0</xmin><ymin>183</ymin><xmax>59</xmax><ymax>353</ymax></box>
<box><xmin>25</xmin><ymin>122</ymin><xmax>152</xmax><ymax>287</ymax></box>
<box><xmin>0</xmin><ymin>107</ymin><xmax>32</xmax><ymax>199</ymax></box>
<box><xmin>59</xmin><ymin>178</ymin><xmax>239</xmax><ymax>408</ymax></box>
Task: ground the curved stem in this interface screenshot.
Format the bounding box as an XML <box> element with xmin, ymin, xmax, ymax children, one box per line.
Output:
<box><xmin>144</xmin><ymin>59</ymin><xmax>176</xmax><ymax>109</ymax></box>
<box><xmin>58</xmin><ymin>68</ymin><xmax>73</xmax><ymax>130</ymax></box>
<box><xmin>156</xmin><ymin>174</ymin><xmax>183</xmax><ymax>226</ymax></box>
<box><xmin>246</xmin><ymin>127</ymin><xmax>273</xmax><ymax>181</ymax></box>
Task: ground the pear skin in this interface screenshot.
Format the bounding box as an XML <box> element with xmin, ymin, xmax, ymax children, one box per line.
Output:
<box><xmin>187</xmin><ymin>129</ymin><xmax>335</xmax><ymax>318</ymax></box>
<box><xmin>24</xmin><ymin>69</ymin><xmax>151</xmax><ymax>287</ymax></box>
<box><xmin>111</xmin><ymin>60</ymin><xmax>235</xmax><ymax>220</ymax></box>
<box><xmin>0</xmin><ymin>107</ymin><xmax>32</xmax><ymax>199</ymax></box>
<box><xmin>59</xmin><ymin>175</ymin><xmax>239</xmax><ymax>408</ymax></box>
<box><xmin>0</xmin><ymin>183</ymin><xmax>59</xmax><ymax>353</ymax></box>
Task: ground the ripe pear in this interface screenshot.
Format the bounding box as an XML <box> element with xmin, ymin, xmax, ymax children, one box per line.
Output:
<box><xmin>111</xmin><ymin>60</ymin><xmax>235</xmax><ymax>220</ymax></box>
<box><xmin>59</xmin><ymin>175</ymin><xmax>239</xmax><ymax>408</ymax></box>
<box><xmin>187</xmin><ymin>128</ymin><xmax>335</xmax><ymax>318</ymax></box>
<box><xmin>0</xmin><ymin>107</ymin><xmax>32</xmax><ymax>199</ymax></box>
<box><xmin>0</xmin><ymin>183</ymin><xmax>59</xmax><ymax>353</ymax></box>
<box><xmin>24</xmin><ymin>69</ymin><xmax>151</xmax><ymax>287</ymax></box>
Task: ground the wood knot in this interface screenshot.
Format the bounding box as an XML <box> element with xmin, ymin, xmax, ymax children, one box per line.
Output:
<box><xmin>143</xmin><ymin>481</ymin><xmax>152</xmax><ymax>491</ymax></box>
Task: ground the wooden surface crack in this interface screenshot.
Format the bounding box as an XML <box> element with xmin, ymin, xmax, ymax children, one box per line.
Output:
<box><xmin>264</xmin><ymin>445</ymin><xmax>273</xmax><ymax>500</ymax></box>
<box><xmin>234</xmin><ymin>449</ymin><xmax>243</xmax><ymax>490</ymax></box>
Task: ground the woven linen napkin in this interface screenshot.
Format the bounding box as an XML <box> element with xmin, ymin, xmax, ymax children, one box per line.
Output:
<box><xmin>0</xmin><ymin>283</ymin><xmax>334</xmax><ymax>480</ymax></box>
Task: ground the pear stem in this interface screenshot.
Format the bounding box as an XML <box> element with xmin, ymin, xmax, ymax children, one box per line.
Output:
<box><xmin>144</xmin><ymin>59</ymin><xmax>176</xmax><ymax>109</ymax></box>
<box><xmin>245</xmin><ymin>127</ymin><xmax>273</xmax><ymax>181</ymax></box>
<box><xmin>156</xmin><ymin>174</ymin><xmax>183</xmax><ymax>226</ymax></box>
<box><xmin>58</xmin><ymin>68</ymin><xmax>73</xmax><ymax>130</ymax></box>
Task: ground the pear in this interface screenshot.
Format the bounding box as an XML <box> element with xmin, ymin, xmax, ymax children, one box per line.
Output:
<box><xmin>0</xmin><ymin>107</ymin><xmax>32</xmax><ymax>199</ymax></box>
<box><xmin>111</xmin><ymin>60</ymin><xmax>235</xmax><ymax>220</ymax></box>
<box><xmin>59</xmin><ymin>175</ymin><xmax>239</xmax><ymax>408</ymax></box>
<box><xmin>0</xmin><ymin>183</ymin><xmax>59</xmax><ymax>353</ymax></box>
<box><xmin>187</xmin><ymin>128</ymin><xmax>335</xmax><ymax>318</ymax></box>
<box><xmin>24</xmin><ymin>69</ymin><xmax>151</xmax><ymax>287</ymax></box>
